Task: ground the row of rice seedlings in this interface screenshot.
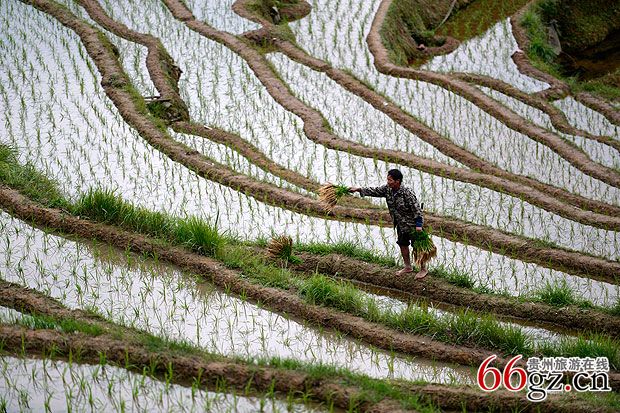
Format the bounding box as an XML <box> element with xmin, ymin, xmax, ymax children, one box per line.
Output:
<box><xmin>58</xmin><ymin>0</ymin><xmax>158</xmax><ymax>97</ymax></box>
<box><xmin>289</xmin><ymin>0</ymin><xmax>544</xmax><ymax>93</ymax></box>
<box><xmin>183</xmin><ymin>0</ymin><xmax>260</xmax><ymax>34</ymax></box>
<box><xmin>553</xmin><ymin>97</ymin><xmax>619</xmax><ymax>138</ymax></box>
<box><xmin>212</xmin><ymin>240</ymin><xmax>583</xmax><ymax>362</ymax></box>
<box><xmin>0</xmin><ymin>306</ymin><xmax>104</xmax><ymax>336</ymax></box>
<box><xmin>477</xmin><ymin>86</ymin><xmax>555</xmax><ymax>128</ymax></box>
<box><xmin>0</xmin><ymin>354</ymin><xmax>316</xmax><ymax>412</ymax></box>
<box><xmin>4</xmin><ymin>2</ymin><xmax>616</xmax><ymax>297</ymax></box>
<box><xmin>292</xmin><ymin>239</ymin><xmax>399</xmax><ymax>267</ymax></box>
<box><xmin>432</xmin><ymin>234</ymin><xmax>619</xmax><ymax>307</ymax></box>
<box><xmin>294</xmin><ymin>274</ymin><xmax>620</xmax><ymax>367</ymax></box>
<box><xmin>431</xmin><ymin>264</ymin><xmax>620</xmax><ymax>312</ymax></box>
<box><xmin>475</xmin><ymin>86</ymin><xmax>620</xmax><ymax>170</ymax></box>
<box><xmin>86</xmin><ymin>187</ymin><xmax>620</xmax><ymax>306</ymax></box>
<box><xmin>266</xmin><ymin>53</ymin><xmax>461</xmax><ymax>165</ymax></box>
<box><xmin>0</xmin><ymin>211</ymin><xmax>474</xmax><ymax>384</ymax></box>
<box><xmin>286</xmin><ymin>0</ymin><xmax>619</xmax><ymax>201</ymax></box>
<box><xmin>280</xmin><ymin>238</ymin><xmax>620</xmax><ymax>317</ymax></box>
<box><xmin>421</xmin><ymin>18</ymin><xmax>548</xmax><ymax>92</ymax></box>
<box><xmin>171</xmin><ymin>130</ymin><xmax>314</xmax><ymax>196</ymax></box>
<box><xmin>3</xmin><ymin>126</ymin><xmax>619</xmax><ymax>309</ymax></box>
<box><xmin>327</xmin><ymin>284</ymin><xmax>565</xmax><ymax>344</ymax></box>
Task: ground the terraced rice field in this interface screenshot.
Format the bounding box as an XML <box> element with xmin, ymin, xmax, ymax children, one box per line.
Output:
<box><xmin>0</xmin><ymin>0</ymin><xmax>619</xmax><ymax>411</ymax></box>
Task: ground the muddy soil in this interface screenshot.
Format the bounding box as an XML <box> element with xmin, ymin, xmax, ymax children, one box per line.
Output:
<box><xmin>2</xmin><ymin>322</ymin><xmax>600</xmax><ymax>412</ymax></box>
<box><xmin>0</xmin><ymin>323</ymin><xmax>381</xmax><ymax>412</ymax></box>
<box><xmin>32</xmin><ymin>0</ymin><xmax>620</xmax><ymax>283</ymax></box>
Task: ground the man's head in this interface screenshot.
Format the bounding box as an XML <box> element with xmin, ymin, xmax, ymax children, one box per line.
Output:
<box><xmin>387</xmin><ymin>169</ymin><xmax>403</xmax><ymax>190</ymax></box>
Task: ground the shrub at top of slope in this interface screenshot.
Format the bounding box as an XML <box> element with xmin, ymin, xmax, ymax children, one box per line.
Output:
<box><xmin>521</xmin><ymin>0</ymin><xmax>620</xmax><ymax>100</ymax></box>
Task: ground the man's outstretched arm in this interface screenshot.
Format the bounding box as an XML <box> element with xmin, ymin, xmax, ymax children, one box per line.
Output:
<box><xmin>349</xmin><ymin>185</ymin><xmax>388</xmax><ymax>198</ymax></box>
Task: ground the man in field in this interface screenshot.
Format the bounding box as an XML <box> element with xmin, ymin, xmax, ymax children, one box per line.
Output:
<box><xmin>350</xmin><ymin>169</ymin><xmax>427</xmax><ymax>279</ymax></box>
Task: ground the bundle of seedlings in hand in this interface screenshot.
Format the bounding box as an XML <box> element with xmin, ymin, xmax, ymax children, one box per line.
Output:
<box><xmin>410</xmin><ymin>229</ymin><xmax>437</xmax><ymax>268</ymax></box>
<box><xmin>318</xmin><ymin>183</ymin><xmax>350</xmax><ymax>210</ymax></box>
<box><xmin>266</xmin><ymin>235</ymin><xmax>301</xmax><ymax>263</ymax></box>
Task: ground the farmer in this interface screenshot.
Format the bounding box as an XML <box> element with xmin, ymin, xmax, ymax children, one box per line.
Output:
<box><xmin>349</xmin><ymin>169</ymin><xmax>427</xmax><ymax>279</ymax></box>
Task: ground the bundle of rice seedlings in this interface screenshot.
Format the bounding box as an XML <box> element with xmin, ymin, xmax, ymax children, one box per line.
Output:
<box><xmin>266</xmin><ymin>235</ymin><xmax>301</xmax><ymax>263</ymax></box>
<box><xmin>267</xmin><ymin>235</ymin><xmax>293</xmax><ymax>258</ymax></box>
<box><xmin>410</xmin><ymin>229</ymin><xmax>437</xmax><ymax>268</ymax></box>
<box><xmin>318</xmin><ymin>183</ymin><xmax>350</xmax><ymax>210</ymax></box>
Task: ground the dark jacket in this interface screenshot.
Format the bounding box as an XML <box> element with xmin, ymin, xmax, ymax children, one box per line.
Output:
<box><xmin>359</xmin><ymin>185</ymin><xmax>423</xmax><ymax>231</ymax></box>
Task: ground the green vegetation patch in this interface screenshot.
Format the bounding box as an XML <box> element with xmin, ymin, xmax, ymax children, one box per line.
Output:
<box><xmin>9</xmin><ymin>312</ymin><xmax>104</xmax><ymax>337</ymax></box>
<box><xmin>267</xmin><ymin>357</ymin><xmax>441</xmax><ymax>412</ymax></box>
<box><xmin>0</xmin><ymin>144</ymin><xmax>69</xmax><ymax>209</ymax></box>
<box><xmin>521</xmin><ymin>0</ymin><xmax>620</xmax><ymax>100</ymax></box>
<box><xmin>73</xmin><ymin>188</ymin><xmax>226</xmax><ymax>256</ymax></box>
<box><xmin>294</xmin><ymin>240</ymin><xmax>398</xmax><ymax>267</ymax></box>
<box><xmin>380</xmin><ymin>0</ymin><xmax>454</xmax><ymax>65</ymax></box>
<box><xmin>437</xmin><ymin>0</ymin><xmax>531</xmax><ymax>41</ymax></box>
<box><xmin>533</xmin><ymin>279</ymin><xmax>587</xmax><ymax>307</ymax></box>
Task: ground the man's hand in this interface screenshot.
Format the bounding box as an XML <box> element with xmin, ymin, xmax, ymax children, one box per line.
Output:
<box><xmin>415</xmin><ymin>226</ymin><xmax>423</xmax><ymax>231</ymax></box>
<box><xmin>349</xmin><ymin>187</ymin><xmax>360</xmax><ymax>193</ymax></box>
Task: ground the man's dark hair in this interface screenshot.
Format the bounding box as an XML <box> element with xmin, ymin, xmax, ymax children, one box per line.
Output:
<box><xmin>388</xmin><ymin>169</ymin><xmax>403</xmax><ymax>183</ymax></box>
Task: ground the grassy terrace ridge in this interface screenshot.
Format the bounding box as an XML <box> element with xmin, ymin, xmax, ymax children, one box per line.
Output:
<box><xmin>520</xmin><ymin>0</ymin><xmax>620</xmax><ymax>101</ymax></box>
<box><xmin>2</xmin><ymin>147</ymin><xmax>620</xmax><ymax>368</ymax></box>
<box><xmin>271</xmin><ymin>235</ymin><xmax>620</xmax><ymax>317</ymax></box>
